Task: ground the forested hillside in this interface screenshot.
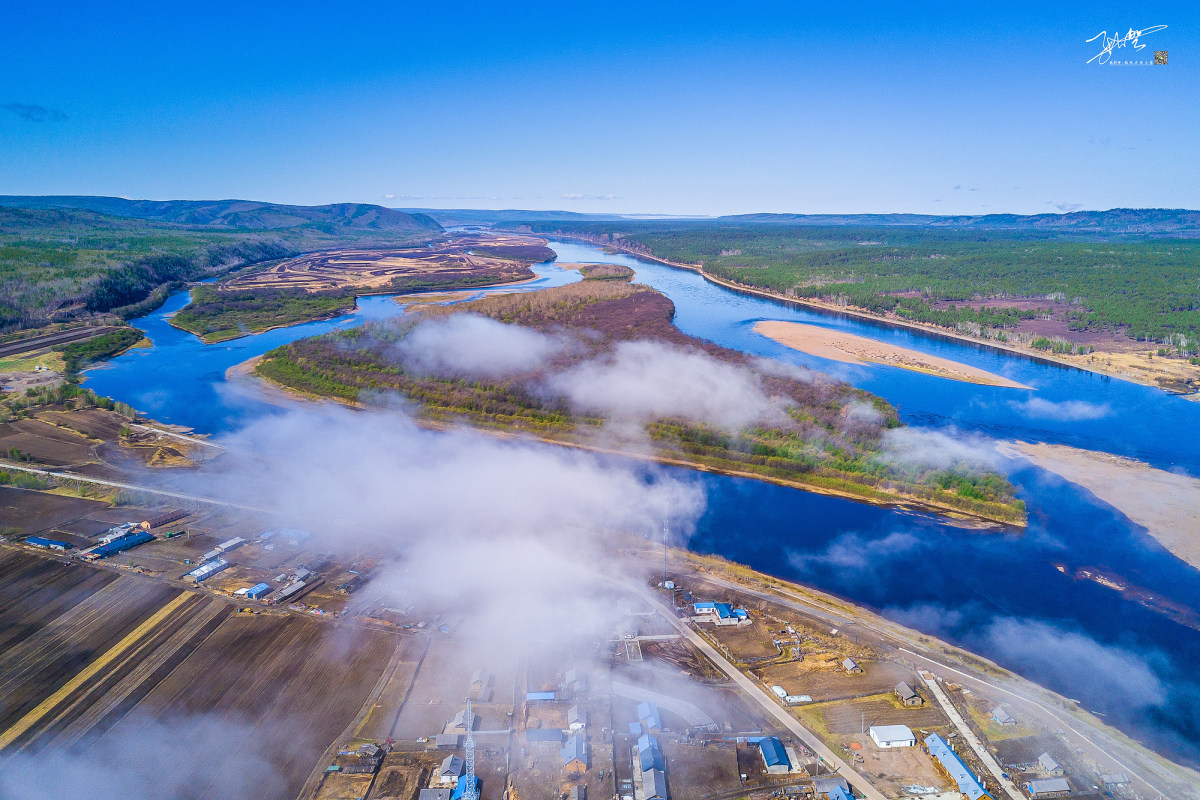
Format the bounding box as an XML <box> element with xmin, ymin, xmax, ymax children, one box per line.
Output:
<box><xmin>0</xmin><ymin>204</ymin><xmax>441</xmax><ymax>332</ymax></box>
<box><xmin>522</xmin><ymin>221</ymin><xmax>1200</xmax><ymax>351</ymax></box>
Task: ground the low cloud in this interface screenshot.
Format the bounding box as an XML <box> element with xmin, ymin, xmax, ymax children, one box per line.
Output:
<box><xmin>2</xmin><ymin>102</ymin><xmax>67</xmax><ymax>122</ymax></box>
<box><xmin>562</xmin><ymin>192</ymin><xmax>618</xmax><ymax>201</ymax></box>
<box><xmin>979</xmin><ymin>618</ymin><xmax>1166</xmax><ymax>709</ymax></box>
<box><xmin>0</xmin><ymin>713</ymin><xmax>279</xmax><ymax>799</ymax></box>
<box><xmin>1051</xmin><ymin>201</ymin><xmax>1084</xmax><ymax>212</ymax></box>
<box><xmin>180</xmin><ymin>406</ymin><xmax>705</xmax><ymax>661</ymax></box>
<box><xmin>881</xmin><ymin>427</ymin><xmax>1000</xmax><ymax>470</ymax></box>
<box><xmin>788</xmin><ymin>530</ymin><xmax>925</xmax><ymax>577</ymax></box>
<box><xmin>1010</xmin><ymin>397</ymin><xmax>1112</xmax><ymax>421</ymax></box>
<box><xmin>546</xmin><ymin>340</ymin><xmax>790</xmax><ymax>430</ymax></box>
<box><xmin>392</xmin><ymin>313</ymin><xmax>571</xmax><ymax>379</ymax></box>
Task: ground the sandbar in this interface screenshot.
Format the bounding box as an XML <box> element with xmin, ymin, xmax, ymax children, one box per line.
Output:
<box><xmin>1002</xmin><ymin>441</ymin><xmax>1200</xmax><ymax>571</ymax></box>
<box><xmin>754</xmin><ymin>320</ymin><xmax>1032</xmax><ymax>389</ymax></box>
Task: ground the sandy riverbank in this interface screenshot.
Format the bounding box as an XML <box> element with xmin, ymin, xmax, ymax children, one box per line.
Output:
<box><xmin>542</xmin><ymin>234</ymin><xmax>1200</xmax><ymax>400</ymax></box>
<box><xmin>1002</xmin><ymin>441</ymin><xmax>1200</xmax><ymax>570</ymax></box>
<box><xmin>755</xmin><ymin>320</ymin><xmax>1032</xmax><ymax>389</ymax></box>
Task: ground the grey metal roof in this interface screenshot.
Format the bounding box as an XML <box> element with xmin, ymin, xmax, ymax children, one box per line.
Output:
<box><xmin>1024</xmin><ymin>777</ymin><xmax>1070</xmax><ymax>796</ymax></box>
<box><xmin>439</xmin><ymin>754</ymin><xmax>464</xmax><ymax>777</ymax></box>
<box><xmin>641</xmin><ymin>768</ymin><xmax>668</xmax><ymax>800</ymax></box>
<box><xmin>1037</xmin><ymin>752</ymin><xmax>1060</xmax><ymax>771</ymax></box>
<box><xmin>561</xmin><ymin>734</ymin><xmax>588</xmax><ymax>766</ymax></box>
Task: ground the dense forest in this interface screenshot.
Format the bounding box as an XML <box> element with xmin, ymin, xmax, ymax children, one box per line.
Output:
<box><xmin>521</xmin><ymin>221</ymin><xmax>1200</xmax><ymax>353</ymax></box>
<box><xmin>0</xmin><ymin>206</ymin><xmax>440</xmax><ymax>333</ymax></box>
<box><xmin>257</xmin><ymin>279</ymin><xmax>1025</xmax><ymax>524</ymax></box>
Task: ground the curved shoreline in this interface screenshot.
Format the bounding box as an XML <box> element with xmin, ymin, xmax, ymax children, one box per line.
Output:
<box><xmin>242</xmin><ymin>354</ymin><xmax>1022</xmax><ymax>529</ymax></box>
<box><xmin>539</xmin><ymin>233</ymin><xmax>1200</xmax><ymax>400</ymax></box>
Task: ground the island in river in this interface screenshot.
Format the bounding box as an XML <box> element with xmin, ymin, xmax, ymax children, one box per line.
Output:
<box><xmin>169</xmin><ymin>234</ymin><xmax>553</xmax><ymax>343</ymax></box>
<box><xmin>252</xmin><ymin>272</ymin><xmax>1026</xmax><ymax>526</ymax></box>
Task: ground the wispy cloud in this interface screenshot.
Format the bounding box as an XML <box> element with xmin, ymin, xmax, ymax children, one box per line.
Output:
<box><xmin>1010</xmin><ymin>397</ymin><xmax>1112</xmax><ymax>421</ymax></box>
<box><xmin>562</xmin><ymin>192</ymin><xmax>618</xmax><ymax>201</ymax></box>
<box><xmin>2</xmin><ymin>102</ymin><xmax>67</xmax><ymax>122</ymax></box>
<box><xmin>1051</xmin><ymin>201</ymin><xmax>1083</xmax><ymax>212</ymax></box>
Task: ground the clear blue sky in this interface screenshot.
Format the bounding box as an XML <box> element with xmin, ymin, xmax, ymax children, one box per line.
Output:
<box><xmin>2</xmin><ymin>1</ymin><xmax>1196</xmax><ymax>215</ymax></box>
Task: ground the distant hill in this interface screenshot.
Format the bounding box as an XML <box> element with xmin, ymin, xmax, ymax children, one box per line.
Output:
<box><xmin>399</xmin><ymin>208</ymin><xmax>636</xmax><ymax>226</ymax></box>
<box><xmin>717</xmin><ymin>208</ymin><xmax>1200</xmax><ymax>236</ymax></box>
<box><xmin>0</xmin><ymin>196</ymin><xmax>443</xmax><ymax>234</ymax></box>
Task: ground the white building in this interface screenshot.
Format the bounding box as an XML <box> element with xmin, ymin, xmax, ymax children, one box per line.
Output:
<box><xmin>869</xmin><ymin>724</ymin><xmax>916</xmax><ymax>748</ymax></box>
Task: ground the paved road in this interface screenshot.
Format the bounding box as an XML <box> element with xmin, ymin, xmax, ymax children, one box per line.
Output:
<box><xmin>693</xmin><ymin>568</ymin><xmax>1183</xmax><ymax>799</ymax></box>
<box><xmin>919</xmin><ymin>672</ymin><xmax>1023</xmax><ymax>800</ymax></box>
<box><xmin>643</xmin><ymin>593</ymin><xmax>888</xmax><ymax>800</ymax></box>
<box><xmin>0</xmin><ymin>461</ymin><xmax>272</xmax><ymax>513</ymax></box>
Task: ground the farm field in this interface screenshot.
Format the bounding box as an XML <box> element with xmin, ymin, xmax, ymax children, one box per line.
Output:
<box><xmin>0</xmin><ymin>547</ymin><xmax>399</xmax><ymax>800</ymax></box>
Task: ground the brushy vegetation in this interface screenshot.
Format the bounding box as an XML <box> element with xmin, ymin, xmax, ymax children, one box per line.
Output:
<box><xmin>171</xmin><ymin>285</ymin><xmax>357</xmax><ymax>342</ymax></box>
<box><xmin>1</xmin><ymin>381</ymin><xmax>135</xmax><ymax>423</ymax></box>
<box><xmin>61</xmin><ymin>327</ymin><xmax>144</xmax><ymax>374</ymax></box>
<box><xmin>257</xmin><ymin>279</ymin><xmax>1025</xmax><ymax>524</ymax></box>
<box><xmin>0</xmin><ymin>206</ymin><xmax>437</xmax><ymax>334</ymax></box>
<box><xmin>579</xmin><ymin>264</ymin><xmax>635</xmax><ymax>281</ymax></box>
<box><xmin>524</xmin><ymin>222</ymin><xmax>1200</xmax><ymax>354</ymax></box>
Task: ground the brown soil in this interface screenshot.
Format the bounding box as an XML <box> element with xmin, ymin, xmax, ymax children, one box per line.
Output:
<box><xmin>225</xmin><ymin>234</ymin><xmax>547</xmax><ymax>294</ymax></box>
<box><xmin>0</xmin><ymin>486</ymin><xmax>109</xmax><ymax>535</ymax></box>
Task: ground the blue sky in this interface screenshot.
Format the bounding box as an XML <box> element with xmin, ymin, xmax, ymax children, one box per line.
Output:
<box><xmin>2</xmin><ymin>1</ymin><xmax>1195</xmax><ymax>215</ymax></box>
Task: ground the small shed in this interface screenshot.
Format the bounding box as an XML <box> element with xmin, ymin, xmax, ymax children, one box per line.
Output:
<box><xmin>419</xmin><ymin>790</ymin><xmax>452</xmax><ymax>800</ymax></box>
<box><xmin>842</xmin><ymin>657</ymin><xmax>862</xmax><ymax>674</ymax></box>
<box><xmin>568</xmin><ymin>705</ymin><xmax>588</xmax><ymax>730</ymax></box>
<box><xmin>1037</xmin><ymin>752</ymin><xmax>1063</xmax><ymax>776</ymax></box>
<box><xmin>526</xmin><ymin>728</ymin><xmax>564</xmax><ymax>743</ymax></box>
<box><xmin>991</xmin><ymin>706</ymin><xmax>1016</xmax><ymax>725</ymax></box>
<box><xmin>569</xmin><ymin>786</ymin><xmax>586</xmax><ymax>800</ymax></box>
<box><xmin>812</xmin><ymin>777</ymin><xmax>850</xmax><ymax>798</ymax></box>
<box><xmin>435</xmin><ymin>733</ymin><xmax>461</xmax><ymax>749</ymax></box>
<box><xmin>869</xmin><ymin>724</ymin><xmax>915</xmax><ymax>748</ymax></box>
<box><xmin>894</xmin><ymin>681</ymin><xmax>923</xmax><ymax>706</ymax></box>
<box><xmin>1101</xmin><ymin>773</ymin><xmax>1130</xmax><ymax>787</ymax></box>
<box><xmin>1024</xmin><ymin>777</ymin><xmax>1070</xmax><ymax>798</ymax></box>
<box><xmin>526</xmin><ymin>691</ymin><xmax>557</xmax><ymax>702</ymax></box>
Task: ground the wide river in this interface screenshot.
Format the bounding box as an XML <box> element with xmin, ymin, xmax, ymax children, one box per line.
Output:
<box><xmin>84</xmin><ymin>240</ymin><xmax>1200</xmax><ymax>768</ymax></box>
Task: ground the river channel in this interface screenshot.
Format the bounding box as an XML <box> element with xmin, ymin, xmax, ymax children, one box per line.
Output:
<box><xmin>83</xmin><ymin>240</ymin><xmax>1200</xmax><ymax>768</ymax></box>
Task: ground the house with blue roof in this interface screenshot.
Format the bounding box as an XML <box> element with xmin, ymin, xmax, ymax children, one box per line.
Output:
<box><xmin>757</xmin><ymin>736</ymin><xmax>791</xmax><ymax>774</ymax></box>
<box><xmin>692</xmin><ymin>601</ymin><xmax>750</xmax><ymax>626</ymax></box>
<box><xmin>925</xmin><ymin>733</ymin><xmax>994</xmax><ymax>800</ymax></box>
<box><xmin>562</xmin><ymin>734</ymin><xmax>589</xmax><ymax>772</ymax></box>
<box><xmin>637</xmin><ymin>701</ymin><xmax>662</xmax><ymax>731</ymax></box>
<box><xmin>637</xmin><ymin>734</ymin><xmax>664</xmax><ymax>771</ymax></box>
